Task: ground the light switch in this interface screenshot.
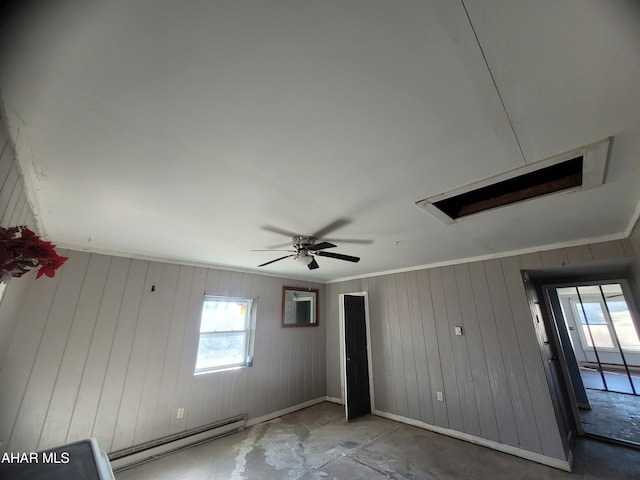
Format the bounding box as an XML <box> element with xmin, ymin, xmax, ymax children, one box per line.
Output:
<box><xmin>454</xmin><ymin>325</ymin><xmax>463</xmax><ymax>336</ymax></box>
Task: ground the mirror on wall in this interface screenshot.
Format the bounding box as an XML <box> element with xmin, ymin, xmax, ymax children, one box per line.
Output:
<box><xmin>282</xmin><ymin>286</ymin><xmax>319</xmax><ymax>327</ymax></box>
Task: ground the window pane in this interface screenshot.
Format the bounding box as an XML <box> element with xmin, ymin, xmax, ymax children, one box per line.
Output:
<box><xmin>196</xmin><ymin>332</ymin><xmax>246</xmax><ymax>370</ymax></box>
<box><xmin>200</xmin><ymin>299</ymin><xmax>248</xmax><ymax>332</ymax></box>
<box><xmin>608</xmin><ymin>301</ymin><xmax>640</xmax><ymax>350</ymax></box>
<box><xmin>581</xmin><ymin>324</ymin><xmax>614</xmax><ymax>348</ymax></box>
<box><xmin>576</xmin><ymin>302</ymin><xmax>607</xmax><ymax>325</ymax></box>
<box><xmin>576</xmin><ymin>298</ymin><xmax>614</xmax><ymax>348</ymax></box>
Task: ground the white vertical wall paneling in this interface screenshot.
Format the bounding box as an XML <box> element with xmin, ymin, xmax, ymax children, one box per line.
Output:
<box><xmin>563</xmin><ymin>245</ymin><xmax>594</xmax><ymax>265</ymax></box>
<box><xmin>501</xmin><ymin>256</ymin><xmax>564</xmax><ymax>458</ymax></box>
<box><xmin>484</xmin><ymin>259</ymin><xmax>542</xmax><ymax>453</ymax></box>
<box><xmin>133</xmin><ymin>263</ymin><xmax>181</xmax><ymax>446</ymax></box>
<box><xmin>111</xmin><ymin>260</ymin><xmax>158</xmax><ymax>451</ymax></box>
<box><xmin>292</xmin><ymin>327</ymin><xmax>303</xmax><ymax>407</ymax></box>
<box><xmin>39</xmin><ymin>254</ymin><xmax>112</xmax><ymax>449</ymax></box>
<box><xmin>442</xmin><ymin>266</ymin><xmax>482</xmax><ymax>437</ymax></box>
<box><xmin>620</xmin><ymin>238</ymin><xmax>635</xmax><ymax>258</ymax></box>
<box><xmin>0</xmin><ymin>164</ymin><xmax>19</xmax><ymax>223</ymax></box>
<box><xmin>0</xmin><ymin>124</ymin><xmax>38</xmax><ymax>369</ymax></box>
<box><xmin>453</xmin><ymin>263</ymin><xmax>500</xmax><ymax>442</ymax></box>
<box><xmin>171</xmin><ymin>267</ymin><xmax>206</xmax><ymax>434</ymax></box>
<box><xmin>590</xmin><ymin>239</ymin><xmax>627</xmax><ymax>261</ymax></box>
<box><xmin>540</xmin><ymin>249</ymin><xmax>569</xmax><ymax>268</ymax></box>
<box><xmin>69</xmin><ymin>257</ymin><xmax>129</xmax><ymax>442</ymax></box>
<box><xmin>152</xmin><ymin>265</ymin><xmax>196</xmax><ymax>440</ymax></box>
<box><xmin>325</xmin><ymin>282</ymin><xmax>343</xmax><ymax>400</ymax></box>
<box><xmin>415</xmin><ymin>269</ymin><xmax>448</xmax><ymax>427</ymax></box>
<box><xmin>280</xmin><ymin>295</ymin><xmax>293</xmax><ymax>409</ymax></box>
<box><xmin>467</xmin><ymin>261</ymin><xmax>519</xmax><ymax>447</ymax></box>
<box><xmin>4</xmin><ymin>178</ymin><xmax>23</xmax><ymax>226</ymax></box>
<box><xmin>93</xmin><ymin>259</ymin><xmax>147</xmax><ymax>452</ymax></box>
<box><xmin>255</xmin><ymin>277</ymin><xmax>276</xmax><ymax>416</ymax></box>
<box><xmin>9</xmin><ymin>250</ymin><xmax>89</xmax><ymax>452</ymax></box>
<box><xmin>385</xmin><ymin>275</ymin><xmax>407</xmax><ymax>416</ymax></box>
<box><xmin>2</xmin><ymin>166</ymin><xmax>23</xmax><ymax>226</ymax></box>
<box><xmin>0</xmin><ymin>268</ymin><xmax>58</xmax><ymax>450</ymax></box>
<box><xmin>405</xmin><ymin>271</ymin><xmax>434</xmax><ymax>425</ymax></box>
<box><xmin>0</xmin><ymin>128</ymin><xmax>8</xmax><ymax>161</ymax></box>
<box><xmin>324</xmin><ymin>240</ymin><xmax>638</xmax><ymax>463</ymax></box>
<box><xmin>1</xmin><ymin>251</ymin><xmax>326</xmax><ymax>453</ymax></box>
<box><xmin>396</xmin><ymin>273</ymin><xmax>421</xmax><ymax>420</ymax></box>
<box><xmin>428</xmin><ymin>268</ymin><xmax>463</xmax><ymax>431</ymax></box>
<box><xmin>520</xmin><ymin>252</ymin><xmax>543</xmax><ymax>271</ymax></box>
<box><xmin>270</xmin><ymin>278</ymin><xmax>284</xmax><ymax>412</ymax></box>
<box><xmin>374</xmin><ymin>276</ymin><xmax>393</xmax><ymax>412</ymax></box>
<box><xmin>367</xmin><ymin>277</ymin><xmax>389</xmax><ymax>409</ymax></box>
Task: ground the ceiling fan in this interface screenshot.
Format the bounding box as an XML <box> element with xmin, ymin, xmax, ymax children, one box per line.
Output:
<box><xmin>254</xmin><ymin>219</ymin><xmax>369</xmax><ymax>270</ymax></box>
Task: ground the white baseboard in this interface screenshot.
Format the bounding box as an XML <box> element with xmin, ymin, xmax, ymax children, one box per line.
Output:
<box><xmin>246</xmin><ymin>397</ymin><xmax>327</xmax><ymax>427</ymax></box>
<box><xmin>324</xmin><ymin>396</ymin><xmax>342</xmax><ymax>405</ymax></box>
<box><xmin>373</xmin><ymin>409</ymin><xmax>571</xmax><ymax>472</ymax></box>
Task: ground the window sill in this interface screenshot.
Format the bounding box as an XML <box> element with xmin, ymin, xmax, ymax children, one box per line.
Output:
<box><xmin>194</xmin><ymin>364</ymin><xmax>251</xmax><ymax>376</ymax></box>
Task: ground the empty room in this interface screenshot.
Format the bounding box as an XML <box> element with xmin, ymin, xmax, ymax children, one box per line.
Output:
<box><xmin>0</xmin><ymin>1</ymin><xmax>639</xmax><ymax>479</ymax></box>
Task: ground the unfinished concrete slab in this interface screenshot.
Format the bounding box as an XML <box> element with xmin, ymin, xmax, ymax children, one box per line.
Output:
<box><xmin>114</xmin><ymin>402</ymin><xmax>640</xmax><ymax>480</ymax></box>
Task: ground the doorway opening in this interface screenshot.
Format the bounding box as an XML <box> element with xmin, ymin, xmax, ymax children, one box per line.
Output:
<box><xmin>544</xmin><ymin>280</ymin><xmax>640</xmax><ymax>446</ymax></box>
<box><xmin>338</xmin><ymin>292</ymin><xmax>374</xmax><ymax>421</ymax></box>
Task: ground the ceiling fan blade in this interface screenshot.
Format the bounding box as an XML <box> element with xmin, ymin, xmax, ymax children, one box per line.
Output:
<box><xmin>308</xmin><ymin>241</ymin><xmax>336</xmax><ymax>251</ymax></box>
<box><xmin>258</xmin><ymin>255</ymin><xmax>293</xmax><ymax>267</ymax></box>
<box><xmin>317</xmin><ymin>251</ymin><xmax>360</xmax><ymax>263</ymax></box>
<box><xmin>266</xmin><ymin>242</ymin><xmax>294</xmax><ymax>249</ymax></box>
<box><xmin>312</xmin><ymin>218</ymin><xmax>351</xmax><ymax>239</ymax></box>
<box><xmin>261</xmin><ymin>225</ymin><xmax>300</xmax><ymax>237</ymax></box>
<box><xmin>307</xmin><ymin>258</ymin><xmax>319</xmax><ymax>270</ymax></box>
<box><xmin>323</xmin><ymin>238</ymin><xmax>374</xmax><ymax>245</ymax></box>
<box><xmin>251</xmin><ymin>249</ymin><xmax>295</xmax><ymax>252</ymax></box>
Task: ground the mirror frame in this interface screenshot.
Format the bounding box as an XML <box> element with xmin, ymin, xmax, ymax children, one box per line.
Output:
<box><xmin>282</xmin><ymin>286</ymin><xmax>319</xmax><ymax>327</ymax></box>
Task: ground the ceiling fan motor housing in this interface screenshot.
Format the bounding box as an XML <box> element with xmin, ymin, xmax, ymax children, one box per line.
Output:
<box><xmin>293</xmin><ymin>236</ymin><xmax>316</xmax><ymax>250</ymax></box>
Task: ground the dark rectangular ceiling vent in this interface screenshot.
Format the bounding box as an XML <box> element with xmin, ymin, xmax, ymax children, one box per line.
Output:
<box><xmin>432</xmin><ymin>156</ymin><xmax>583</xmax><ymax>220</ymax></box>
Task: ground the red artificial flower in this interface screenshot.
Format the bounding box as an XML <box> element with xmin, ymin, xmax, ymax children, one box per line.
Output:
<box><xmin>0</xmin><ymin>226</ymin><xmax>68</xmax><ymax>280</ymax></box>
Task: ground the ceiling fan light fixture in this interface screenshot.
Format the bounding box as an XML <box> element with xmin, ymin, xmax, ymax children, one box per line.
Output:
<box><xmin>295</xmin><ymin>254</ymin><xmax>313</xmax><ymax>266</ymax></box>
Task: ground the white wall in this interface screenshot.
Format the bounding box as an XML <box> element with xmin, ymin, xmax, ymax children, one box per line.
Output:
<box><xmin>0</xmin><ymin>249</ymin><xmax>326</xmax><ymax>453</ymax></box>
<box><xmin>0</xmin><ymin>120</ymin><xmax>39</xmax><ymax>369</ymax></box>
<box><xmin>325</xmin><ymin>238</ymin><xmax>637</xmax><ymax>463</ymax></box>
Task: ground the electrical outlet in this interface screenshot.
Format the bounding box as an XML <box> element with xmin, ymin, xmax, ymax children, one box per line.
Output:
<box><xmin>437</xmin><ymin>391</ymin><xmax>444</xmax><ymax>402</ymax></box>
<box><xmin>176</xmin><ymin>407</ymin><xmax>184</xmax><ymax>419</ymax></box>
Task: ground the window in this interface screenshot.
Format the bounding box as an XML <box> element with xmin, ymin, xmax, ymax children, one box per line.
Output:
<box><xmin>562</xmin><ymin>283</ymin><xmax>640</xmax><ymax>353</ymax></box>
<box><xmin>195</xmin><ymin>296</ymin><xmax>256</xmax><ymax>374</ymax></box>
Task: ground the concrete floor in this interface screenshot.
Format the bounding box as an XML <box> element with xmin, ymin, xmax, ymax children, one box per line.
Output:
<box><xmin>580</xmin><ymin>389</ymin><xmax>640</xmax><ymax>446</ymax></box>
<box><xmin>115</xmin><ymin>402</ymin><xmax>640</xmax><ymax>480</ymax></box>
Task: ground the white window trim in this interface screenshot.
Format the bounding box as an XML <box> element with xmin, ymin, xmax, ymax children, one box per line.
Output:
<box><xmin>194</xmin><ymin>295</ymin><xmax>257</xmax><ymax>375</ymax></box>
<box><xmin>569</xmin><ymin>286</ymin><xmax>640</xmax><ymax>354</ymax></box>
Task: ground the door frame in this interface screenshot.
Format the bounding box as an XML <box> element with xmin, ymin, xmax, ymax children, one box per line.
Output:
<box><xmin>540</xmin><ymin>278</ymin><xmax>640</xmax><ymax>440</ymax></box>
<box><xmin>338</xmin><ymin>291</ymin><xmax>375</xmax><ymax>420</ymax></box>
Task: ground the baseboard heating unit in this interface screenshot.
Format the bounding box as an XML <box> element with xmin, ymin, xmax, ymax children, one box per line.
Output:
<box><xmin>109</xmin><ymin>414</ymin><xmax>247</xmax><ymax>472</ymax></box>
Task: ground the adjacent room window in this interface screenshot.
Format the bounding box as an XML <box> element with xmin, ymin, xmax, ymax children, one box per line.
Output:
<box><xmin>565</xmin><ymin>284</ymin><xmax>640</xmax><ymax>353</ymax></box>
<box><xmin>194</xmin><ymin>296</ymin><xmax>256</xmax><ymax>374</ymax></box>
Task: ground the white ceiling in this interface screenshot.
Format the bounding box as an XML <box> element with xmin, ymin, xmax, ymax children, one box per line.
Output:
<box><xmin>1</xmin><ymin>0</ymin><xmax>639</xmax><ymax>282</ymax></box>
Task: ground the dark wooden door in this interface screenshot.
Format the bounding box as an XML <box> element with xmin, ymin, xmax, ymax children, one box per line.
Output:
<box><xmin>344</xmin><ymin>294</ymin><xmax>371</xmax><ymax>420</ymax></box>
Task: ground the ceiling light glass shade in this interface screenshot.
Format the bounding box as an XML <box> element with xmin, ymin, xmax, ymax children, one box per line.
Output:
<box><xmin>296</xmin><ymin>255</ymin><xmax>313</xmax><ymax>265</ymax></box>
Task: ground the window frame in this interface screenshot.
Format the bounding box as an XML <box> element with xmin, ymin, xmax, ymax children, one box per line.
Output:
<box><xmin>194</xmin><ymin>295</ymin><xmax>256</xmax><ymax>375</ymax></box>
<box><xmin>567</xmin><ymin>283</ymin><xmax>640</xmax><ymax>354</ymax></box>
